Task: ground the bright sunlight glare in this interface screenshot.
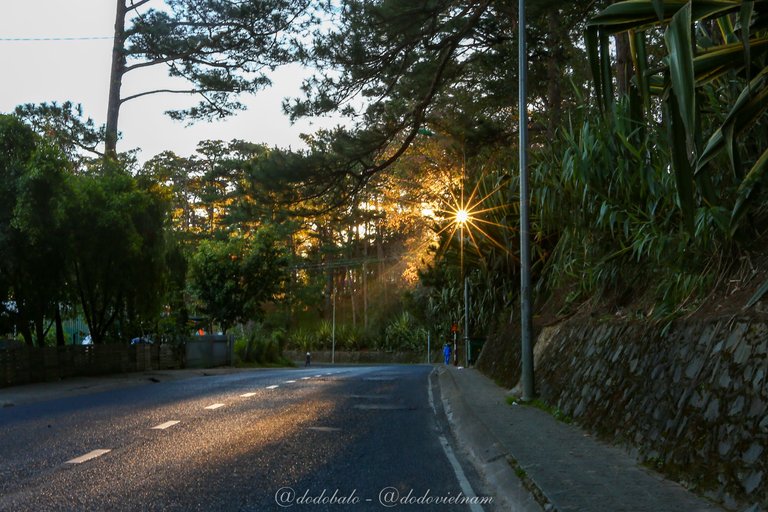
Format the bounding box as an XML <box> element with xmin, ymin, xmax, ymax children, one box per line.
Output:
<box><xmin>455</xmin><ymin>209</ymin><xmax>470</xmax><ymax>225</ymax></box>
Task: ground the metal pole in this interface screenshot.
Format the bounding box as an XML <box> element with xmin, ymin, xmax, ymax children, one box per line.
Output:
<box><xmin>453</xmin><ymin>330</ymin><xmax>458</xmax><ymax>366</ymax></box>
<box><xmin>427</xmin><ymin>331</ymin><xmax>431</xmax><ymax>364</ymax></box>
<box><xmin>464</xmin><ymin>275</ymin><xmax>469</xmax><ymax>367</ymax></box>
<box><xmin>519</xmin><ymin>0</ymin><xmax>535</xmax><ymax>401</ymax></box>
<box><xmin>331</xmin><ymin>289</ymin><xmax>336</xmax><ymax>364</ymax></box>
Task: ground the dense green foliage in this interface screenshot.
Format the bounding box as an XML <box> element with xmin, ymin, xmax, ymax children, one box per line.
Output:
<box><xmin>0</xmin><ymin>116</ymin><xmax>71</xmax><ymax>346</ymax></box>
<box><xmin>0</xmin><ymin>115</ymin><xmax>170</xmax><ymax>346</ymax></box>
<box><xmin>4</xmin><ymin>0</ymin><xmax>768</xmax><ymax>357</ymax></box>
<box><xmin>187</xmin><ymin>229</ymin><xmax>288</xmax><ymax>333</ymax></box>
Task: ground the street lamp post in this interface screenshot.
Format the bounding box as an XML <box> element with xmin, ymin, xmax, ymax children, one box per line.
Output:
<box><xmin>518</xmin><ymin>0</ymin><xmax>535</xmax><ymax>401</ymax></box>
<box><xmin>456</xmin><ymin>209</ymin><xmax>470</xmax><ymax>367</ymax></box>
<box><xmin>464</xmin><ymin>274</ymin><xmax>469</xmax><ymax>366</ymax></box>
<box><xmin>331</xmin><ymin>288</ymin><xmax>336</xmax><ymax>364</ymax></box>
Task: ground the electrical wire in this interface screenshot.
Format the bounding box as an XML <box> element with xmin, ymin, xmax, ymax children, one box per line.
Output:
<box><xmin>0</xmin><ymin>36</ymin><xmax>112</xmax><ymax>42</ymax></box>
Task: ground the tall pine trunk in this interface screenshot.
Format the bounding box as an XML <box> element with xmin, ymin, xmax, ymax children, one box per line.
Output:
<box><xmin>106</xmin><ymin>0</ymin><xmax>128</xmax><ymax>157</ymax></box>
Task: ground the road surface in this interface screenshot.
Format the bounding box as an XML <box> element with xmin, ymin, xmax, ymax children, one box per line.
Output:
<box><xmin>0</xmin><ymin>365</ymin><xmax>496</xmax><ymax>511</ymax></box>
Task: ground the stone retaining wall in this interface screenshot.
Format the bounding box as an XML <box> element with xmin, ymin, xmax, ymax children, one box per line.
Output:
<box><xmin>532</xmin><ymin>317</ymin><xmax>767</xmax><ymax>509</ymax></box>
<box><xmin>0</xmin><ymin>344</ymin><xmax>183</xmax><ymax>387</ymax></box>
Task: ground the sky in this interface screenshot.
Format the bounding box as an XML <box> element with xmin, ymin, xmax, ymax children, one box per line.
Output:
<box><xmin>0</xmin><ymin>0</ymin><xmax>337</xmax><ymax>161</ymax></box>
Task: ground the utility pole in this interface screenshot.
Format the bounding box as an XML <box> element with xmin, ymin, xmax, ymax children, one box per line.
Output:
<box><xmin>464</xmin><ymin>276</ymin><xmax>469</xmax><ymax>366</ymax></box>
<box><xmin>519</xmin><ymin>0</ymin><xmax>535</xmax><ymax>401</ymax></box>
<box><xmin>331</xmin><ymin>288</ymin><xmax>336</xmax><ymax>364</ymax></box>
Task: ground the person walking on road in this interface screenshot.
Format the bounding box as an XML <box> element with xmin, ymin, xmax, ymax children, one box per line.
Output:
<box><xmin>305</xmin><ymin>352</ymin><xmax>311</xmax><ymax>367</ymax></box>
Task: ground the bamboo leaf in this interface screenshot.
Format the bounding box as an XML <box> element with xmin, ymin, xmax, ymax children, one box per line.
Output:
<box><xmin>724</xmin><ymin>122</ymin><xmax>740</xmax><ymax>178</ymax></box>
<box><xmin>731</xmin><ymin>146</ymin><xmax>768</xmax><ymax>232</ymax></box>
<box><xmin>744</xmin><ymin>278</ymin><xmax>768</xmax><ymax>309</ymax></box>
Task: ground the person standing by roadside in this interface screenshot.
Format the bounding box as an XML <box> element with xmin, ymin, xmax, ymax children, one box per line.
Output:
<box><xmin>443</xmin><ymin>343</ymin><xmax>451</xmax><ymax>365</ymax></box>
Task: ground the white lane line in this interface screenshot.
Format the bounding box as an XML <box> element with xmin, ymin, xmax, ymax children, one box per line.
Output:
<box><xmin>301</xmin><ymin>377</ymin><xmax>311</xmax><ymax>380</ymax></box>
<box><xmin>314</xmin><ymin>374</ymin><xmax>322</xmax><ymax>378</ymax></box>
<box><xmin>439</xmin><ymin>436</ymin><xmax>484</xmax><ymax>512</ymax></box>
<box><xmin>151</xmin><ymin>420</ymin><xmax>180</xmax><ymax>430</ymax></box>
<box><xmin>308</xmin><ymin>426</ymin><xmax>341</xmax><ymax>432</ymax></box>
<box><xmin>240</xmin><ymin>392</ymin><xmax>257</xmax><ymax>397</ymax></box>
<box><xmin>65</xmin><ymin>449</ymin><xmax>111</xmax><ymax>464</ymax></box>
<box><xmin>284</xmin><ymin>380</ymin><xmax>297</xmax><ymax>383</ymax></box>
<box><xmin>266</xmin><ymin>385</ymin><xmax>279</xmax><ymax>389</ymax></box>
<box><xmin>204</xmin><ymin>403</ymin><xmax>225</xmax><ymax>410</ymax></box>
<box><xmin>428</xmin><ymin>370</ymin><xmax>484</xmax><ymax>512</ymax></box>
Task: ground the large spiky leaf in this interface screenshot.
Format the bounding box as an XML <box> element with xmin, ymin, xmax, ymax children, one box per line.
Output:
<box><xmin>589</xmin><ymin>0</ymin><xmax>741</xmax><ymax>34</ymax></box>
<box><xmin>636</xmin><ymin>39</ymin><xmax>768</xmax><ymax>101</ymax></box>
<box><xmin>665</xmin><ymin>4</ymin><xmax>696</xmax><ymax>150</ymax></box>
<box><xmin>667</xmin><ymin>91</ymin><xmax>696</xmax><ymax>233</ymax></box>
<box><xmin>585</xmin><ymin>28</ymin><xmax>605</xmax><ymax>112</ymax></box>
<box><xmin>740</xmin><ymin>1</ymin><xmax>755</xmax><ymax>80</ymax></box>
<box><xmin>716</xmin><ymin>10</ymin><xmax>739</xmax><ymax>43</ymax></box>
<box><xmin>744</xmin><ymin>277</ymin><xmax>768</xmax><ymax>309</ymax></box>
<box><xmin>600</xmin><ymin>32</ymin><xmax>614</xmax><ymax>112</ymax></box>
<box><xmin>697</xmin><ymin>66</ymin><xmax>768</xmax><ymax>174</ymax></box>
<box><xmin>692</xmin><ymin>38</ymin><xmax>768</xmax><ymax>84</ymax></box>
<box><xmin>630</xmin><ymin>30</ymin><xmax>652</xmax><ymax>112</ymax></box>
<box><xmin>731</xmin><ymin>146</ymin><xmax>768</xmax><ymax>231</ymax></box>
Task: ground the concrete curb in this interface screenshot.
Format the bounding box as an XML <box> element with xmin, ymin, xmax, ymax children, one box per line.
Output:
<box><xmin>437</xmin><ymin>366</ymin><xmax>543</xmax><ymax>512</ymax></box>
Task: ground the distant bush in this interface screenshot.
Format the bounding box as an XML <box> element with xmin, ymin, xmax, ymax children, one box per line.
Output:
<box><xmin>381</xmin><ymin>311</ymin><xmax>427</xmax><ymax>352</ymax></box>
<box><xmin>234</xmin><ymin>323</ymin><xmax>290</xmax><ymax>366</ymax></box>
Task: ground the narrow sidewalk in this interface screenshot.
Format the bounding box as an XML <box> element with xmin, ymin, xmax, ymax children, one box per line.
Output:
<box><xmin>437</xmin><ymin>365</ymin><xmax>725</xmax><ymax>512</ymax></box>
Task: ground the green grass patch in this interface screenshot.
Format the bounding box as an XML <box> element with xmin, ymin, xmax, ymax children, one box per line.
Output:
<box><xmin>506</xmin><ymin>395</ymin><xmax>573</xmax><ymax>424</ymax></box>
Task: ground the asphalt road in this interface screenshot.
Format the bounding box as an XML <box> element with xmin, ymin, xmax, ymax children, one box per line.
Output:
<box><xmin>0</xmin><ymin>365</ymin><xmax>495</xmax><ymax>511</ymax></box>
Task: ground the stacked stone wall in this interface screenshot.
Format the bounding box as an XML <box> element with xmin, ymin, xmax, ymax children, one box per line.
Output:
<box><xmin>532</xmin><ymin>317</ymin><xmax>767</xmax><ymax>510</ymax></box>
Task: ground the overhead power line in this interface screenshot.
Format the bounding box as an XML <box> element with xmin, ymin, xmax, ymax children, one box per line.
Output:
<box><xmin>0</xmin><ymin>36</ymin><xmax>112</xmax><ymax>42</ymax></box>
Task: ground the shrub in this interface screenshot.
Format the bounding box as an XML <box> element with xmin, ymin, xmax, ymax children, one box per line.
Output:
<box><xmin>382</xmin><ymin>311</ymin><xmax>427</xmax><ymax>352</ymax></box>
<box><xmin>234</xmin><ymin>323</ymin><xmax>288</xmax><ymax>366</ymax></box>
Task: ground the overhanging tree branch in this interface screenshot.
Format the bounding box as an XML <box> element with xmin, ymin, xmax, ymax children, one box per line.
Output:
<box><xmin>105</xmin><ymin>0</ymin><xmax>318</xmax><ymax>156</ymax></box>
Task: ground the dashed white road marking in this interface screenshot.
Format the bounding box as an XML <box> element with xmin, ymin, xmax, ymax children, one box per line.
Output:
<box><xmin>308</xmin><ymin>426</ymin><xmax>341</xmax><ymax>432</ymax></box>
<box><xmin>240</xmin><ymin>392</ymin><xmax>257</xmax><ymax>397</ymax></box>
<box><xmin>353</xmin><ymin>404</ymin><xmax>406</xmax><ymax>410</ymax></box>
<box><xmin>301</xmin><ymin>377</ymin><xmax>311</xmax><ymax>380</ymax></box>
<box><xmin>284</xmin><ymin>380</ymin><xmax>297</xmax><ymax>383</ymax></box>
<box><xmin>204</xmin><ymin>403</ymin><xmax>225</xmax><ymax>410</ymax></box>
<box><xmin>65</xmin><ymin>449</ymin><xmax>111</xmax><ymax>464</ymax></box>
<box><xmin>314</xmin><ymin>374</ymin><xmax>322</xmax><ymax>378</ymax></box>
<box><xmin>151</xmin><ymin>420</ymin><xmax>180</xmax><ymax>430</ymax></box>
<box><xmin>266</xmin><ymin>385</ymin><xmax>279</xmax><ymax>389</ymax></box>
